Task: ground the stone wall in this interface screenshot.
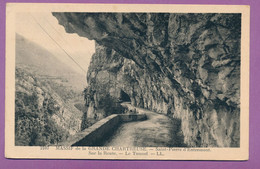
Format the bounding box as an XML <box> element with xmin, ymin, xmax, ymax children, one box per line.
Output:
<box><xmin>63</xmin><ymin>114</ymin><xmax>147</xmax><ymax>146</ymax></box>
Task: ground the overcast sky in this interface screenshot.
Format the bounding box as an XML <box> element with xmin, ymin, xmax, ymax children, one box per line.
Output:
<box><xmin>15</xmin><ymin>12</ymin><xmax>95</xmax><ymax>75</ymax></box>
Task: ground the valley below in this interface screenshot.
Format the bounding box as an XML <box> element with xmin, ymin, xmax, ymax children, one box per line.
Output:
<box><xmin>15</xmin><ymin>34</ymin><xmax>87</xmax><ymax>146</ymax></box>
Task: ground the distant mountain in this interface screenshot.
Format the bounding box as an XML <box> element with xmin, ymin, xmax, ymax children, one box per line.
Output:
<box><xmin>16</xmin><ymin>33</ymin><xmax>87</xmax><ymax>92</ymax></box>
<box><xmin>15</xmin><ymin>34</ymin><xmax>87</xmax><ymax>146</ymax></box>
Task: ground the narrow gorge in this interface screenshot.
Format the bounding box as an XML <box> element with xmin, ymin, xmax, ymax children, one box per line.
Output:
<box><xmin>53</xmin><ymin>13</ymin><xmax>241</xmax><ymax>147</ymax></box>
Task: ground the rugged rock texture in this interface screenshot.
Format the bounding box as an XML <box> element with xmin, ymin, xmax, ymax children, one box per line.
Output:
<box><xmin>54</xmin><ymin>13</ymin><xmax>241</xmax><ymax>147</ymax></box>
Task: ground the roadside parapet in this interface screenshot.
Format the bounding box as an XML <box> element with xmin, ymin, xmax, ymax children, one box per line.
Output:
<box><xmin>60</xmin><ymin>114</ymin><xmax>147</xmax><ymax>146</ymax></box>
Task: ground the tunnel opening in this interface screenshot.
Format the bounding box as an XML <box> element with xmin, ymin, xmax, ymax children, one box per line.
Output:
<box><xmin>119</xmin><ymin>90</ymin><xmax>131</xmax><ymax>103</ymax></box>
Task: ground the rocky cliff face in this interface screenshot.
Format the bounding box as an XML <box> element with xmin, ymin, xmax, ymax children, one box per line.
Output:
<box><xmin>54</xmin><ymin>13</ymin><xmax>241</xmax><ymax>147</ymax></box>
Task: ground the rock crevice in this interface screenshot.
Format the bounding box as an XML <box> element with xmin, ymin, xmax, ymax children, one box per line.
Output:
<box><xmin>53</xmin><ymin>13</ymin><xmax>241</xmax><ymax>147</ymax></box>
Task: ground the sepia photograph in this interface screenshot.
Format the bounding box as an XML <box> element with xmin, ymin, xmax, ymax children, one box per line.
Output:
<box><xmin>5</xmin><ymin>3</ymin><xmax>249</xmax><ymax>160</ymax></box>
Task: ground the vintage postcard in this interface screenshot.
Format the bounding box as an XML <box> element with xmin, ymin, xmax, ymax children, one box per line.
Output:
<box><xmin>5</xmin><ymin>3</ymin><xmax>249</xmax><ymax>160</ymax></box>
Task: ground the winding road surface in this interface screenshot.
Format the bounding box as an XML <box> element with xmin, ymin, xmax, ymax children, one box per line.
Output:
<box><xmin>104</xmin><ymin>104</ymin><xmax>185</xmax><ymax>147</ymax></box>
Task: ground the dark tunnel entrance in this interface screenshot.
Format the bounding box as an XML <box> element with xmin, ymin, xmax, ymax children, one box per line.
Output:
<box><xmin>119</xmin><ymin>90</ymin><xmax>131</xmax><ymax>103</ymax></box>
